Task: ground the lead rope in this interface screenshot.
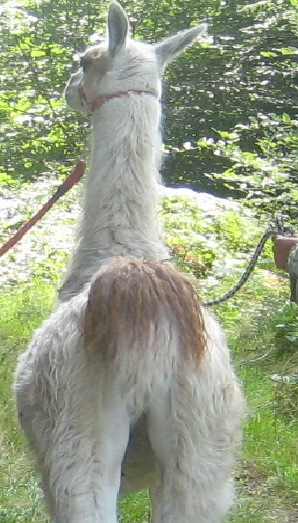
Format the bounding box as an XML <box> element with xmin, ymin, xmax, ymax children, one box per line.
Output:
<box><xmin>203</xmin><ymin>215</ymin><xmax>293</xmax><ymax>307</ymax></box>
<box><xmin>0</xmin><ymin>160</ymin><xmax>86</xmax><ymax>258</ymax></box>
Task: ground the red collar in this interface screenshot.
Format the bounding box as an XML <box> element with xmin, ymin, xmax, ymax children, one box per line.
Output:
<box><xmin>78</xmin><ymin>85</ymin><xmax>157</xmax><ymax>112</ymax></box>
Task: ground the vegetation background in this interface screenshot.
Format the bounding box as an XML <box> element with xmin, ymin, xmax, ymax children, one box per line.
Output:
<box><xmin>1</xmin><ymin>0</ymin><xmax>297</xmax><ymax>215</ymax></box>
<box><xmin>0</xmin><ymin>0</ymin><xmax>297</xmax><ymax>521</ymax></box>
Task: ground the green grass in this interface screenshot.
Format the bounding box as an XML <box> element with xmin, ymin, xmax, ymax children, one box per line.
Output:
<box><xmin>0</xmin><ymin>195</ymin><xmax>297</xmax><ymax>521</ymax></box>
<box><xmin>0</xmin><ymin>280</ymin><xmax>56</xmax><ymax>523</ymax></box>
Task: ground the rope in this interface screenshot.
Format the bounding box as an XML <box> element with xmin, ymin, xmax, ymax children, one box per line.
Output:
<box><xmin>202</xmin><ymin>213</ymin><xmax>296</xmax><ymax>307</ymax></box>
<box><xmin>203</xmin><ymin>227</ymin><xmax>276</xmax><ymax>307</ymax></box>
<box><xmin>0</xmin><ymin>160</ymin><xmax>86</xmax><ymax>258</ymax></box>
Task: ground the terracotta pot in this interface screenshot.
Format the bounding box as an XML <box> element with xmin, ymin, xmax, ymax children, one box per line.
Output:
<box><xmin>273</xmin><ymin>235</ymin><xmax>298</xmax><ymax>271</ymax></box>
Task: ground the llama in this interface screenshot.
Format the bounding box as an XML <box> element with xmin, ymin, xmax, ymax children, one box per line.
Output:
<box><xmin>15</xmin><ymin>3</ymin><xmax>244</xmax><ymax>522</ymax></box>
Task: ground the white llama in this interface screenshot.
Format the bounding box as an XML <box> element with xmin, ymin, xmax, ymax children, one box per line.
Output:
<box><xmin>15</xmin><ymin>3</ymin><xmax>244</xmax><ymax>523</ymax></box>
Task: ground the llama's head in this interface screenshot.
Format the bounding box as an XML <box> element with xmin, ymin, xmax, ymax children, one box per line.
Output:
<box><xmin>65</xmin><ymin>2</ymin><xmax>207</xmax><ymax>114</ymax></box>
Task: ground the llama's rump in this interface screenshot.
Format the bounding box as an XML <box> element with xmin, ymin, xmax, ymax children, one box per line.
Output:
<box><xmin>84</xmin><ymin>257</ymin><xmax>207</xmax><ymax>362</ymax></box>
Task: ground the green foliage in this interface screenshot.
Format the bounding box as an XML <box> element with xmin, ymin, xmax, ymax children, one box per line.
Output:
<box><xmin>0</xmin><ymin>0</ymin><xmax>297</xmax><ymax>222</ymax></box>
<box><xmin>160</xmin><ymin>193</ymin><xmax>273</xmax><ymax>288</ymax></box>
<box><xmin>161</xmin><ymin>196</ymin><xmax>217</xmax><ymax>277</ymax></box>
<box><xmin>193</xmin><ymin>112</ymin><xmax>298</xmax><ymax>217</ymax></box>
<box><xmin>0</xmin><ymin>280</ymin><xmax>55</xmax><ymax>523</ymax></box>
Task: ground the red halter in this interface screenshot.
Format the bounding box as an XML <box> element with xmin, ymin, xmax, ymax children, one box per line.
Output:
<box><xmin>78</xmin><ymin>84</ymin><xmax>157</xmax><ymax>112</ymax></box>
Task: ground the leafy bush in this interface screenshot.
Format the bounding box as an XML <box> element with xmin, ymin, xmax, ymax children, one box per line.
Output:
<box><xmin>0</xmin><ymin>0</ymin><xmax>297</xmax><ymax>222</ymax></box>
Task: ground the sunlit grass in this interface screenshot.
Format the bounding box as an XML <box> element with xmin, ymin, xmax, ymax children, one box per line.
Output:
<box><xmin>0</xmin><ymin>280</ymin><xmax>55</xmax><ymax>523</ymax></box>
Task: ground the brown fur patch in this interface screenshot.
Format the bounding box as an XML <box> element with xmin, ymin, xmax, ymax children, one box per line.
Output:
<box><xmin>84</xmin><ymin>258</ymin><xmax>207</xmax><ymax>362</ymax></box>
<box><xmin>81</xmin><ymin>45</ymin><xmax>110</xmax><ymax>76</ymax></box>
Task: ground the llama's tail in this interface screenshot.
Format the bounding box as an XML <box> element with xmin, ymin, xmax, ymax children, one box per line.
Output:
<box><xmin>84</xmin><ymin>257</ymin><xmax>207</xmax><ymax>372</ymax></box>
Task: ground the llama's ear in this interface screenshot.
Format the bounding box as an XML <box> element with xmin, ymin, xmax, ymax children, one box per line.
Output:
<box><xmin>108</xmin><ymin>2</ymin><xmax>129</xmax><ymax>56</ymax></box>
<box><xmin>154</xmin><ymin>23</ymin><xmax>207</xmax><ymax>70</ymax></box>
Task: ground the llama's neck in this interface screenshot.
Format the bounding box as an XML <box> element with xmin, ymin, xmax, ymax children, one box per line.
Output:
<box><xmin>59</xmin><ymin>94</ymin><xmax>169</xmax><ymax>301</ymax></box>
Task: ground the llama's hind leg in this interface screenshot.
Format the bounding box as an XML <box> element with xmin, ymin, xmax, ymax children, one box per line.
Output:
<box><xmin>49</xmin><ymin>382</ymin><xmax>131</xmax><ymax>523</ymax></box>
<box><xmin>147</xmin><ymin>379</ymin><xmax>241</xmax><ymax>523</ymax></box>
<box><xmin>16</xmin><ymin>359</ymin><xmax>130</xmax><ymax>523</ymax></box>
<box><xmin>149</xmin><ymin>486</ymin><xmax>162</xmax><ymax>523</ymax></box>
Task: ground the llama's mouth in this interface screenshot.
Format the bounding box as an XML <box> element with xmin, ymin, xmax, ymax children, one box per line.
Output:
<box><xmin>78</xmin><ymin>82</ymin><xmax>89</xmax><ymax>106</ymax></box>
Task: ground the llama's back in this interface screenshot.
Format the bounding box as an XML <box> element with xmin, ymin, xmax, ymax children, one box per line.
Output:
<box><xmin>84</xmin><ymin>256</ymin><xmax>242</xmax><ymax>416</ymax></box>
<box><xmin>84</xmin><ymin>257</ymin><xmax>206</xmax><ymax>401</ymax></box>
<box><xmin>85</xmin><ymin>258</ymin><xmax>207</xmax><ymax>354</ymax></box>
